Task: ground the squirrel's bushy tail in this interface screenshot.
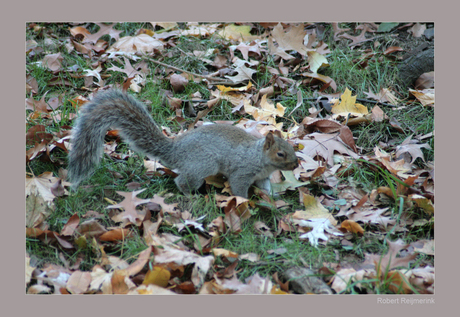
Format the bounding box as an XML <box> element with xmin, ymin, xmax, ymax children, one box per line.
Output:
<box><xmin>68</xmin><ymin>90</ymin><xmax>171</xmax><ymax>188</ymax></box>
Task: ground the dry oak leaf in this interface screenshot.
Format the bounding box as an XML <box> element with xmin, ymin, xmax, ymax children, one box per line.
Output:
<box><xmin>396</xmin><ymin>136</ymin><xmax>431</xmax><ymax>164</ymax></box>
<box><xmin>107</xmin><ymin>34</ymin><xmax>164</xmax><ymax>55</ymax></box>
<box><xmin>270</xmin><ymin>23</ymin><xmax>310</xmax><ymax>56</ymax></box>
<box><xmin>82</xmin><ymin>23</ymin><xmax>123</xmax><ymax>44</ymax></box>
<box><xmin>364</xmin><ymin>239</ymin><xmax>417</xmax><ymax>275</ymax></box>
<box><xmin>42</xmin><ymin>53</ymin><xmax>63</xmax><ymax>72</ymax></box>
<box><xmin>89</xmin><ymin>266</ymin><xmax>113</xmax><ymax>294</ymax></box>
<box><xmin>364</xmin><ymin>88</ymin><xmax>400</xmax><ymax>105</ymax></box>
<box><xmin>297</xmin><ymin>132</ymin><xmax>358</xmax><ymax>167</ymax></box>
<box><xmin>234</xmin><ymin>42</ymin><xmax>262</xmax><ymax>61</ymax></box>
<box><xmin>107</xmin><ymin>189</ymin><xmax>151</xmax><ymax>226</ymax></box>
<box><xmin>225</xmin><ymin>64</ymin><xmax>257</xmax><ymax>83</ymax></box>
<box><xmin>180</xmin><ymin>23</ymin><xmax>219</xmax><ymax>37</ymax></box>
<box><xmin>347</xmin><ymin>207</ymin><xmax>395</xmax><ymax>227</ymax></box>
<box><xmin>142</xmin><ymin>265</ymin><xmax>171</xmax><ymax>287</ymax></box>
<box><xmin>331</xmin><ymin>88</ymin><xmax>368</xmax><ymax>119</ymax></box>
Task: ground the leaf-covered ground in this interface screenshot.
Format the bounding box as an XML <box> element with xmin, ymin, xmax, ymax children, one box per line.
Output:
<box><xmin>26</xmin><ymin>22</ymin><xmax>434</xmax><ymax>295</ymax></box>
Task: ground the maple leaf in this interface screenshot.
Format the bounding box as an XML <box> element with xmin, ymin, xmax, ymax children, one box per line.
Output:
<box><xmin>331</xmin><ymin>88</ymin><xmax>368</xmax><ymax>119</ymax></box>
<box><xmin>107</xmin><ymin>189</ymin><xmax>151</xmax><ymax>226</ymax></box>
<box><xmin>243</xmin><ymin>94</ymin><xmax>285</xmax><ymax>126</ymax></box>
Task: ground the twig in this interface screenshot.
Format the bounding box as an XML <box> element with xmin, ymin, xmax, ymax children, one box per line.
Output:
<box><xmin>142</xmin><ymin>56</ymin><xmax>223</xmax><ymax>82</ymax></box>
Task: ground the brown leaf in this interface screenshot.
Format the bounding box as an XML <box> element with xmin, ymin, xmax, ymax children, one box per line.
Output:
<box><xmin>340</xmin><ymin>220</ymin><xmax>364</xmax><ymax>235</ymax></box>
<box><xmin>99</xmin><ymin>228</ymin><xmax>132</xmax><ymax>242</ymax></box>
<box><xmin>170</xmin><ymin>74</ymin><xmax>188</xmax><ymax>92</ymax></box>
<box><xmin>66</xmin><ymin>271</ymin><xmax>91</xmax><ymax>294</ymax></box>
<box><xmin>108</xmin><ymin>189</ymin><xmax>151</xmax><ymax>226</ymax></box>
<box><xmin>297</xmin><ymin>132</ymin><xmax>358</xmax><ymax>167</ymax></box>
<box><xmin>415</xmin><ymin>72</ymin><xmax>434</xmax><ymax>89</ymax></box>
<box><xmin>42</xmin><ymin>53</ymin><xmax>63</xmax><ymax>72</ymax></box>
<box><xmin>60</xmin><ymin>213</ymin><xmax>80</xmax><ymax>236</ymax></box>
<box><xmin>364</xmin><ymin>239</ymin><xmax>417</xmax><ymax>274</ymax></box>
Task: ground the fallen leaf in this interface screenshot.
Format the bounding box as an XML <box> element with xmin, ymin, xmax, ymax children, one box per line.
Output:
<box><xmin>331</xmin><ymin>88</ymin><xmax>368</xmax><ymax>119</ymax></box>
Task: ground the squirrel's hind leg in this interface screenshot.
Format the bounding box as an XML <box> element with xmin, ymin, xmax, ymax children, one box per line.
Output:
<box><xmin>174</xmin><ymin>174</ymin><xmax>205</xmax><ymax>196</ymax></box>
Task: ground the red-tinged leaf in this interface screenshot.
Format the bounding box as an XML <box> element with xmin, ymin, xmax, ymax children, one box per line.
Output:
<box><xmin>340</xmin><ymin>220</ymin><xmax>364</xmax><ymax>235</ymax></box>
<box><xmin>99</xmin><ymin>228</ymin><xmax>131</xmax><ymax>242</ymax></box>
<box><xmin>125</xmin><ymin>247</ymin><xmax>152</xmax><ymax>276</ymax></box>
<box><xmin>60</xmin><ymin>213</ymin><xmax>80</xmax><ymax>236</ymax></box>
<box><xmin>26</xmin><ymin>125</ymin><xmax>53</xmax><ymax>145</ymax></box>
<box><xmin>338</xmin><ymin>125</ymin><xmax>358</xmax><ymax>153</ymax></box>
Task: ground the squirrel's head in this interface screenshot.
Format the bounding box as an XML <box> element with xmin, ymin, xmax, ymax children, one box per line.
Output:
<box><xmin>263</xmin><ymin>132</ymin><xmax>299</xmax><ymax>170</ymax></box>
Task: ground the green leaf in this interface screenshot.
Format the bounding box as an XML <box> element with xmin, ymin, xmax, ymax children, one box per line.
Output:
<box><xmin>377</xmin><ymin>22</ymin><xmax>399</xmax><ymax>33</ymax></box>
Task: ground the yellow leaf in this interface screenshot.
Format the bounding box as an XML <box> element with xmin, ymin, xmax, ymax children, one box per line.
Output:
<box><xmin>271</xmin><ymin>285</ymin><xmax>289</xmax><ymax>294</ymax></box>
<box><xmin>409</xmin><ymin>194</ymin><xmax>434</xmax><ymax>214</ymax></box>
<box><xmin>217</xmin><ymin>82</ymin><xmax>252</xmax><ymax>92</ymax></box>
<box><xmin>244</xmin><ymin>95</ymin><xmax>285</xmax><ymax>125</ymax></box>
<box><xmin>331</xmin><ymin>88</ymin><xmax>368</xmax><ymax>119</ymax></box>
<box><xmin>340</xmin><ymin>220</ymin><xmax>364</xmax><ymax>235</ymax></box>
<box><xmin>293</xmin><ymin>193</ymin><xmax>336</xmax><ymax>225</ymax></box>
<box><xmin>307</xmin><ymin>51</ymin><xmax>329</xmax><ymax>73</ymax></box>
<box><xmin>143</xmin><ymin>266</ymin><xmax>171</xmax><ymax>288</ymax></box>
<box><xmin>218</xmin><ymin>24</ymin><xmax>260</xmax><ymax>42</ymax></box>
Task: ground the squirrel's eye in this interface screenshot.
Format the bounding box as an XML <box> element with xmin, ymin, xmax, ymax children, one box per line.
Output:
<box><xmin>277</xmin><ymin>152</ymin><xmax>285</xmax><ymax>158</ymax></box>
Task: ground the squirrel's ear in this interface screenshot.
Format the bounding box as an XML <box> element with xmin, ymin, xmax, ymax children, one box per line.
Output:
<box><xmin>264</xmin><ymin>132</ymin><xmax>275</xmax><ymax>150</ymax></box>
<box><xmin>273</xmin><ymin>130</ymin><xmax>282</xmax><ymax>138</ymax></box>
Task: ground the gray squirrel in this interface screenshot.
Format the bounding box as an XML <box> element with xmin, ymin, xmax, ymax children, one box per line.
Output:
<box><xmin>68</xmin><ymin>89</ymin><xmax>299</xmax><ymax>198</ymax></box>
